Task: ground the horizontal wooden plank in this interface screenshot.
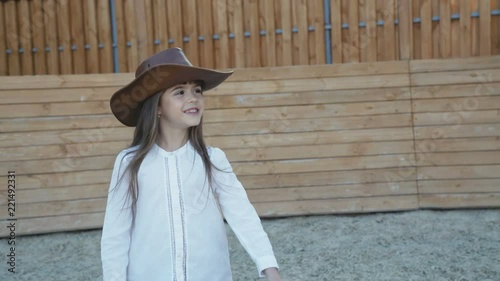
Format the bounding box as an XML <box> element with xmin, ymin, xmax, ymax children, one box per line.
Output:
<box><xmin>232</xmin><ymin>154</ymin><xmax>415</xmax><ymax>176</ymax></box>
<box><xmin>0</xmin><ymin>183</ymin><xmax>108</xmax><ymax>206</ymax></box>
<box><xmin>211</xmin><ymin>74</ymin><xmax>411</xmax><ymax>95</ymax></box>
<box><xmin>0</xmin><ymin>127</ymin><xmax>134</xmax><ymax>147</ymax></box>
<box><xmin>1</xmin><ymin>112</ymin><xmax>412</xmax><ymax>135</ymax></box>
<box><xmin>0</xmin><ymin>99</ymin><xmax>411</xmax><ymax>120</ymax></box>
<box><xmin>418</xmin><ymin>179</ymin><xmax>500</xmax><ymax>194</ymax></box>
<box><xmin>247</xmin><ymin>181</ymin><xmax>417</xmax><ymax>202</ymax></box>
<box><xmin>4</xmin><ymin>152</ymin><xmax>413</xmax><ymax>176</ymax></box>
<box><xmin>0</xmin><ymin>87</ymin><xmax>118</xmax><ymax>104</ymax></box>
<box><xmin>226</xmin><ymin>140</ymin><xmax>414</xmax><ymax>162</ymax></box>
<box><xmin>0</xmin><ymin>212</ymin><xmax>105</xmax><ymax>237</ymax></box>
<box><xmin>13</xmin><ymin>136</ymin><xmax>498</xmax><ymax>167</ymax></box>
<box><xmin>207</xmin><ymin>87</ymin><xmax>411</xmax><ymax>108</ymax></box>
<box><xmin>0</xmin><ymin>198</ymin><xmax>106</xmax><ymax>220</ymax></box>
<box><xmin>227</xmin><ymin>60</ymin><xmax>409</xmax><ymax>81</ymax></box>
<box><xmin>0</xmin><ymin>73</ymin><xmax>134</xmax><ymax>90</ymax></box>
<box><xmin>417</xmin><ymin>165</ymin><xmax>500</xmax><ymax>180</ymax></box>
<box><xmin>0</xmin><ymin>61</ymin><xmax>409</xmax><ymax>91</ymax></box>
<box><xmin>2</xmin><ymin>165</ymin><xmax>416</xmax><ymax>191</ymax></box>
<box><xmin>1</xmin><ymin>139</ymin><xmax>413</xmax><ymax>164</ymax></box>
<box><xmin>413</xmin><ymin>110</ymin><xmax>500</xmax><ymax>126</ymax></box>
<box><xmin>414</xmin><ymin>137</ymin><xmax>500</xmax><ymax>153</ymax></box>
<box><xmin>412</xmin><ymin>96</ymin><xmax>500</xmax><ymax>113</ymax></box>
<box><xmin>202</xmin><ymin>101</ymin><xmax>411</xmax><ymax>123</ymax></box>
<box><xmin>0</xmin><ymin>141</ymin><xmax>130</xmax><ymax>162</ymax></box>
<box><xmin>411</xmin><ymin>68</ymin><xmax>500</xmax><ymax>87</ymax></box>
<box><xmin>205</xmin><ymin>114</ymin><xmax>412</xmax><ymax>136</ymax></box>
<box><xmin>0</xmin><ymin>101</ymin><xmax>112</xmax><ymax>118</ymax></box>
<box><xmin>419</xmin><ymin>193</ymin><xmax>500</xmax><ymax>208</ymax></box>
<box><xmin>0</xmin><ymin>115</ymin><xmax>122</xmax><ymax>133</ymax></box>
<box><xmin>410</xmin><ymin>55</ymin><xmax>500</xmax><ymax>73</ymax></box>
<box><xmin>1</xmin><ymin>169</ymin><xmax>112</xmax><ymax>190</ymax></box>
<box><xmin>1</xmin><ymin>127</ymin><xmax>414</xmax><ymax>148</ymax></box>
<box><xmin>411</xmin><ymin>82</ymin><xmax>500</xmax><ymax>99</ymax></box>
<box><xmin>206</xmin><ymin>127</ymin><xmax>415</xmax><ymax>149</ymax></box>
<box><xmin>414</xmin><ymin>124</ymin><xmax>500</xmax><ymax>139</ymax></box>
<box><xmin>417</xmin><ymin>151</ymin><xmax>500</xmax><ymax>166</ymax></box>
<box><xmin>0</xmin><ymin>85</ymin><xmax>411</xmax><ymax>106</ymax></box>
<box><xmin>3</xmin><ymin>73</ymin><xmax>410</xmax><ymax>94</ymax></box>
<box><xmin>253</xmin><ymin>195</ymin><xmax>419</xmax><ymax>216</ymax></box>
<box><xmin>0</xmin><ymin>155</ymin><xmax>115</xmax><ymax>175</ymax></box>
<box><xmin>239</xmin><ymin>168</ymin><xmax>417</xmax><ymax>189</ymax></box>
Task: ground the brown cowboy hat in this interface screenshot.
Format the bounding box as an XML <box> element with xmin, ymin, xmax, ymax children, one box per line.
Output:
<box><xmin>110</xmin><ymin>47</ymin><xmax>233</xmax><ymax>127</ymax></box>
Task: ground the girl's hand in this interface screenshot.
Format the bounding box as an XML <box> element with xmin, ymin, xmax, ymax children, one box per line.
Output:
<box><xmin>264</xmin><ymin>267</ymin><xmax>282</xmax><ymax>281</ymax></box>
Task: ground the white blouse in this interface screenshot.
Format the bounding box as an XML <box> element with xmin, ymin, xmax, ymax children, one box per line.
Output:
<box><xmin>100</xmin><ymin>141</ymin><xmax>279</xmax><ymax>281</ymax></box>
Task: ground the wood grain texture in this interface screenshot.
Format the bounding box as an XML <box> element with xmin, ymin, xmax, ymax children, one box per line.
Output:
<box><xmin>1</xmin><ymin>55</ymin><xmax>499</xmax><ymax>237</ymax></box>
<box><xmin>17</xmin><ymin>0</ymin><xmax>33</xmax><ymax>75</ymax></box>
<box><xmin>0</xmin><ymin>2</ymin><xmax>7</xmax><ymax>75</ymax></box>
<box><xmin>4</xmin><ymin>0</ymin><xmax>20</xmax><ymax>75</ymax></box>
<box><xmin>83</xmin><ymin>0</ymin><xmax>99</xmax><ymax>73</ymax></box>
<box><xmin>0</xmin><ymin>0</ymin><xmax>496</xmax><ymax>76</ymax></box>
<box><xmin>30</xmin><ymin>0</ymin><xmax>47</xmax><ymax>74</ymax></box>
<box><xmin>70</xmin><ymin>0</ymin><xmax>86</xmax><ymax>73</ymax></box>
<box><xmin>479</xmin><ymin>0</ymin><xmax>492</xmax><ymax>56</ymax></box>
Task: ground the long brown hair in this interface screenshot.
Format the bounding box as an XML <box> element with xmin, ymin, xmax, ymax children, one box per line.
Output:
<box><xmin>112</xmin><ymin>83</ymin><xmax>218</xmax><ymax>227</ymax></box>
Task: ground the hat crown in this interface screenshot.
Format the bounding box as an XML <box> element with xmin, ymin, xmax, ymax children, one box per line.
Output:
<box><xmin>135</xmin><ymin>47</ymin><xmax>193</xmax><ymax>77</ymax></box>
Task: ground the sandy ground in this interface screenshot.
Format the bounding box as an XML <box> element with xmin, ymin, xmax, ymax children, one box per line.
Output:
<box><xmin>1</xmin><ymin>209</ymin><xmax>499</xmax><ymax>281</ymax></box>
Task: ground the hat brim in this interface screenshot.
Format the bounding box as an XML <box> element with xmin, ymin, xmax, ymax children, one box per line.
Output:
<box><xmin>110</xmin><ymin>64</ymin><xmax>233</xmax><ymax>127</ymax></box>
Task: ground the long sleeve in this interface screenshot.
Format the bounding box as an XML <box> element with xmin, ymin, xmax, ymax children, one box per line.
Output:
<box><xmin>101</xmin><ymin>151</ymin><xmax>134</xmax><ymax>281</ymax></box>
<box><xmin>210</xmin><ymin>147</ymin><xmax>279</xmax><ymax>278</ymax></box>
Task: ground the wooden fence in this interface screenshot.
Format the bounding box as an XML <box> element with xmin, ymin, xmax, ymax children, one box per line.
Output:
<box><xmin>0</xmin><ymin>55</ymin><xmax>499</xmax><ymax>237</ymax></box>
<box><xmin>1</xmin><ymin>0</ymin><xmax>499</xmax><ymax>76</ymax></box>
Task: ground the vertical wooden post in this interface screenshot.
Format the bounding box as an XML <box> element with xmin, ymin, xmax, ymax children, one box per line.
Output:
<box><xmin>114</xmin><ymin>0</ymin><xmax>128</xmax><ymax>72</ymax></box>
<box><xmin>458</xmin><ymin>0</ymin><xmax>471</xmax><ymax>57</ymax></box>
<box><xmin>5</xmin><ymin>0</ymin><xmax>21</xmax><ymax>75</ymax></box>
<box><xmin>347</xmin><ymin>0</ymin><xmax>359</xmax><ymax>62</ymax></box>
<box><xmin>197</xmin><ymin>0</ymin><xmax>214</xmax><ymax>68</ymax></box>
<box><xmin>70</xmin><ymin>0</ymin><xmax>86</xmax><ymax>73</ymax></box>
<box><xmin>0</xmin><ymin>2</ymin><xmax>8</xmax><ymax>75</ymax></box>
<box><xmin>439</xmin><ymin>0</ymin><xmax>451</xmax><ymax>58</ymax></box>
<box><xmin>212</xmin><ymin>0</ymin><xmax>229</xmax><ymax>69</ymax></box>
<box><xmin>17</xmin><ymin>0</ymin><xmax>33</xmax><ymax>75</ymax></box>
<box><xmin>124</xmin><ymin>0</ymin><xmax>138</xmax><ymax>71</ymax></box>
<box><xmin>308</xmin><ymin>0</ymin><xmax>325</xmax><ymax>65</ymax></box>
<box><xmin>30</xmin><ymin>0</ymin><xmax>48</xmax><ymax>74</ymax></box>
<box><xmin>57</xmin><ymin>0</ymin><xmax>72</xmax><ymax>74</ymax></box>
<box><xmin>182</xmin><ymin>0</ymin><xmax>199</xmax><ymax>66</ymax></box>
<box><xmin>398</xmin><ymin>0</ymin><xmax>413</xmax><ymax>60</ymax></box>
<box><xmin>83</xmin><ymin>0</ymin><xmax>99</xmax><ymax>73</ymax></box>
<box><xmin>384</xmin><ymin>0</ymin><xmax>397</xmax><ymax>61</ymax></box>
<box><xmin>228</xmin><ymin>0</ymin><xmax>244</xmax><ymax>68</ymax></box>
<box><xmin>478</xmin><ymin>0</ymin><xmax>491</xmax><ymax>56</ymax></box>
<box><xmin>420</xmin><ymin>0</ymin><xmax>432</xmax><ymax>59</ymax></box>
<box><xmin>364</xmin><ymin>0</ymin><xmax>377</xmax><ymax>62</ymax></box>
<box><xmin>262</xmin><ymin>0</ymin><xmax>277</xmax><ymax>67</ymax></box>
<box><xmin>134</xmin><ymin>0</ymin><xmax>148</xmax><ymax>63</ymax></box>
<box><xmin>330</xmin><ymin>0</ymin><xmax>342</xmax><ymax>63</ymax></box>
<box><xmin>296</xmin><ymin>0</ymin><xmax>309</xmax><ymax>65</ymax></box>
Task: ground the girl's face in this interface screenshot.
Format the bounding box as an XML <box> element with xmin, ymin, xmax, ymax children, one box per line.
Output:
<box><xmin>157</xmin><ymin>81</ymin><xmax>205</xmax><ymax>130</ymax></box>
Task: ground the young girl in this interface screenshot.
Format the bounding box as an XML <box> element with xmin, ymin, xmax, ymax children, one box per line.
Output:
<box><xmin>101</xmin><ymin>48</ymin><xmax>282</xmax><ymax>281</ymax></box>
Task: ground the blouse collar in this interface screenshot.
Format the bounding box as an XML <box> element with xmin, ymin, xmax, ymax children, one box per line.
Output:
<box><xmin>153</xmin><ymin>140</ymin><xmax>191</xmax><ymax>157</ymax></box>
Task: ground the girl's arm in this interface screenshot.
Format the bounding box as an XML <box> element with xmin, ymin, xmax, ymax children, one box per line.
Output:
<box><xmin>101</xmin><ymin>151</ymin><xmax>133</xmax><ymax>281</ymax></box>
<box><xmin>210</xmin><ymin>147</ymin><xmax>281</xmax><ymax>279</ymax></box>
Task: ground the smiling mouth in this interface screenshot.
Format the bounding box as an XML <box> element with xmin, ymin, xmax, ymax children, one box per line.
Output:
<box><xmin>183</xmin><ymin>108</ymin><xmax>200</xmax><ymax>114</ymax></box>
